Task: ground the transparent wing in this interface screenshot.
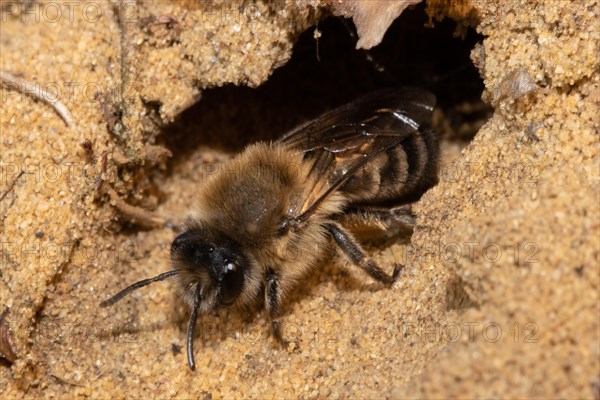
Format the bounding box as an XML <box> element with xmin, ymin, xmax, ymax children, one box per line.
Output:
<box><xmin>278</xmin><ymin>87</ymin><xmax>436</xmax><ymax>222</ymax></box>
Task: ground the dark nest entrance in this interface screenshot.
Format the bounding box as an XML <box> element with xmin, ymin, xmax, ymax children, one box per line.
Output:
<box><xmin>161</xmin><ymin>3</ymin><xmax>490</xmax><ymax>165</ymax></box>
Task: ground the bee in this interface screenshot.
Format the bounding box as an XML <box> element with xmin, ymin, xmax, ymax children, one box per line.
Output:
<box><xmin>100</xmin><ymin>87</ymin><xmax>439</xmax><ymax>370</ymax></box>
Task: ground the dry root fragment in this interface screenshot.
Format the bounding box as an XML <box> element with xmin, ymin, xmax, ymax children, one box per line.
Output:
<box><xmin>142</xmin><ymin>145</ymin><xmax>173</xmax><ymax>163</ymax></box>
<box><xmin>0</xmin><ymin>308</ymin><xmax>17</xmax><ymax>363</ymax></box>
<box><xmin>328</xmin><ymin>0</ymin><xmax>422</xmax><ymax>49</ymax></box>
<box><xmin>0</xmin><ymin>69</ymin><xmax>74</xmax><ymax>128</ymax></box>
<box><xmin>95</xmin><ymin>152</ymin><xmax>108</xmax><ymax>191</ymax></box>
<box><xmin>49</xmin><ymin>373</ymin><xmax>85</xmax><ymax>387</ymax></box>
<box><xmin>109</xmin><ymin>145</ymin><xmax>172</xmax><ymax>166</ymax></box>
<box><xmin>107</xmin><ymin>186</ymin><xmax>166</xmax><ymax>228</ymax></box>
<box><xmin>0</xmin><ymin>170</ymin><xmax>24</xmax><ymax>202</ymax></box>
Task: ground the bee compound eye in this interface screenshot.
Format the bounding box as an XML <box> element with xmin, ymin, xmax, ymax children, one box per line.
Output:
<box><xmin>171</xmin><ymin>233</ymin><xmax>186</xmax><ymax>253</ymax></box>
<box><xmin>225</xmin><ymin>262</ymin><xmax>236</xmax><ymax>272</ymax></box>
<box><xmin>221</xmin><ymin>261</ymin><xmax>243</xmax><ymax>305</ymax></box>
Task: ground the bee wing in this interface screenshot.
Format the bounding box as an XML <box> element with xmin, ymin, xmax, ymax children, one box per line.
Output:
<box><xmin>278</xmin><ymin>87</ymin><xmax>436</xmax><ymax>222</ymax></box>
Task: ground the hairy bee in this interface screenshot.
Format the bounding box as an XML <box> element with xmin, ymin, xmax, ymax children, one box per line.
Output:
<box><xmin>100</xmin><ymin>87</ymin><xmax>439</xmax><ymax>370</ymax></box>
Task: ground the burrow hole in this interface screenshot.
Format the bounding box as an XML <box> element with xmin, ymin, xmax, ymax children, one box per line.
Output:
<box><xmin>161</xmin><ymin>4</ymin><xmax>491</xmax><ymax>158</ymax></box>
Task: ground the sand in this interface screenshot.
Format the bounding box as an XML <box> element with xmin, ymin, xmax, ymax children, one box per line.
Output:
<box><xmin>0</xmin><ymin>0</ymin><xmax>598</xmax><ymax>398</ymax></box>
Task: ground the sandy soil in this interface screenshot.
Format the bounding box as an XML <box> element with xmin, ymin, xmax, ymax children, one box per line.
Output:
<box><xmin>0</xmin><ymin>0</ymin><xmax>598</xmax><ymax>398</ymax></box>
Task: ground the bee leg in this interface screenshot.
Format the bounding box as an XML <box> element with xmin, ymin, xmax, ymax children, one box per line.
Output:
<box><xmin>265</xmin><ymin>269</ymin><xmax>301</xmax><ymax>351</ymax></box>
<box><xmin>337</xmin><ymin>205</ymin><xmax>415</xmax><ymax>232</ymax></box>
<box><xmin>325</xmin><ymin>222</ymin><xmax>402</xmax><ymax>285</ymax></box>
<box><xmin>265</xmin><ymin>268</ymin><xmax>286</xmax><ymax>344</ymax></box>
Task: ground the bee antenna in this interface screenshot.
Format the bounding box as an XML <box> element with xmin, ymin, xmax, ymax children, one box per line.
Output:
<box><xmin>187</xmin><ymin>283</ymin><xmax>202</xmax><ymax>371</ymax></box>
<box><xmin>99</xmin><ymin>270</ymin><xmax>179</xmax><ymax>308</ymax></box>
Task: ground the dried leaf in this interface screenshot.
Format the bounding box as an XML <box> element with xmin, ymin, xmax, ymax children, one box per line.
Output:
<box><xmin>328</xmin><ymin>0</ymin><xmax>422</xmax><ymax>49</ymax></box>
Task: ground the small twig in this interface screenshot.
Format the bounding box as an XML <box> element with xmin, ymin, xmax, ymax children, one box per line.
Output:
<box><xmin>50</xmin><ymin>373</ymin><xmax>85</xmax><ymax>387</ymax></box>
<box><xmin>107</xmin><ymin>186</ymin><xmax>166</xmax><ymax>228</ymax></box>
<box><xmin>0</xmin><ymin>170</ymin><xmax>24</xmax><ymax>202</ymax></box>
<box><xmin>0</xmin><ymin>69</ymin><xmax>74</xmax><ymax>128</ymax></box>
<box><xmin>95</xmin><ymin>152</ymin><xmax>108</xmax><ymax>191</ymax></box>
<box><xmin>313</xmin><ymin>24</ymin><xmax>321</xmax><ymax>62</ymax></box>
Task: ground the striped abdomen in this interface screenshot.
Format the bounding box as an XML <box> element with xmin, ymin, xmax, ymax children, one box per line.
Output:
<box><xmin>339</xmin><ymin>126</ymin><xmax>439</xmax><ymax>208</ymax></box>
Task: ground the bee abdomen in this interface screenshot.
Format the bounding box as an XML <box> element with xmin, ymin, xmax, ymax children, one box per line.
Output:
<box><xmin>343</xmin><ymin>127</ymin><xmax>439</xmax><ymax>207</ymax></box>
<box><xmin>384</xmin><ymin>126</ymin><xmax>439</xmax><ymax>204</ymax></box>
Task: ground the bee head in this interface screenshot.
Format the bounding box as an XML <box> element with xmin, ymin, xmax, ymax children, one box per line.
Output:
<box><xmin>99</xmin><ymin>225</ymin><xmax>249</xmax><ymax>371</ymax></box>
<box><xmin>170</xmin><ymin>228</ymin><xmax>247</xmax><ymax>308</ymax></box>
